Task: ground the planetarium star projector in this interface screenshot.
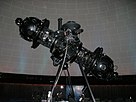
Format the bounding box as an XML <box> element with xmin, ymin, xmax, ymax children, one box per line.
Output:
<box><xmin>15</xmin><ymin>17</ymin><xmax>118</xmax><ymax>102</ymax></box>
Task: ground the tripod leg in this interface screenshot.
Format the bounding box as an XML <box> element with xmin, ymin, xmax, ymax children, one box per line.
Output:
<box><xmin>47</xmin><ymin>64</ymin><xmax>64</xmax><ymax>102</ymax></box>
<box><xmin>78</xmin><ymin>63</ymin><xmax>96</xmax><ymax>102</ymax></box>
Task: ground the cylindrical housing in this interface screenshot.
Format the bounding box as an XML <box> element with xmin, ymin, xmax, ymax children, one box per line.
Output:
<box><xmin>58</xmin><ymin>18</ymin><xmax>62</xmax><ymax>30</ymax></box>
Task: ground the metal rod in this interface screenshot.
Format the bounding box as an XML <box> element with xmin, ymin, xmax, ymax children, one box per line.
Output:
<box><xmin>79</xmin><ymin>63</ymin><xmax>96</xmax><ymax>102</ymax></box>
